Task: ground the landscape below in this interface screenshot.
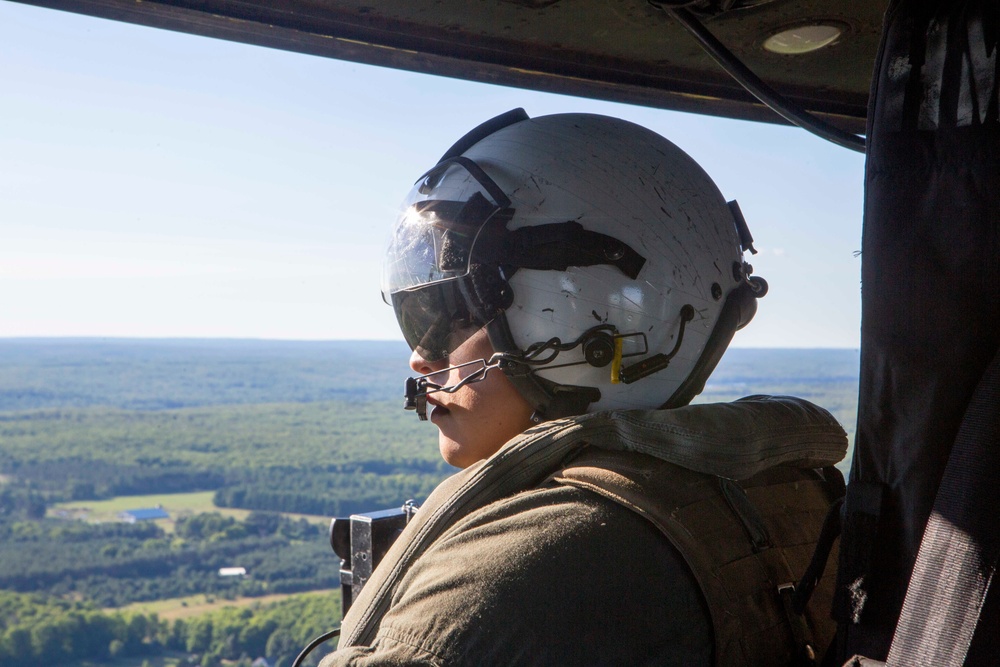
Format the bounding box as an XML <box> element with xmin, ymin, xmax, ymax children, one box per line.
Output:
<box><xmin>0</xmin><ymin>339</ymin><xmax>859</xmax><ymax>666</ymax></box>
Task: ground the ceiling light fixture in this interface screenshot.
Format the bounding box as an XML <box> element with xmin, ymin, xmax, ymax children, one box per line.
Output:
<box><xmin>763</xmin><ymin>24</ymin><xmax>842</xmax><ymax>55</ymax></box>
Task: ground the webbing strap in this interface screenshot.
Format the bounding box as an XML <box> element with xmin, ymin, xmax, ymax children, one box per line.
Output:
<box><xmin>886</xmin><ymin>346</ymin><xmax>1000</xmax><ymax>666</ymax></box>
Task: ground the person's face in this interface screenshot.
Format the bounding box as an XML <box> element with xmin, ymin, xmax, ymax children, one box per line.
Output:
<box><xmin>409</xmin><ymin>327</ymin><xmax>536</xmax><ymax>469</ymax></box>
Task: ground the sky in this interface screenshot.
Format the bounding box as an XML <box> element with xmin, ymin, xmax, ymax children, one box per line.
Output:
<box><xmin>0</xmin><ymin>1</ymin><xmax>866</xmax><ymax>347</ymax></box>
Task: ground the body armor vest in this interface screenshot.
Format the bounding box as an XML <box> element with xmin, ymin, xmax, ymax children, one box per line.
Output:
<box><xmin>553</xmin><ymin>447</ymin><xmax>843</xmax><ymax>665</ymax></box>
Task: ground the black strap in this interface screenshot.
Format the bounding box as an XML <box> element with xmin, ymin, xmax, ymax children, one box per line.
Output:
<box><xmin>886</xmin><ymin>345</ymin><xmax>1000</xmax><ymax>666</ymax></box>
<box><xmin>500</xmin><ymin>222</ymin><xmax>646</xmax><ymax>279</ymax></box>
<box><xmin>794</xmin><ymin>496</ymin><xmax>844</xmax><ymax>615</ymax></box>
<box><xmin>437</xmin><ymin>108</ymin><xmax>529</xmax><ymax>163</ymax></box>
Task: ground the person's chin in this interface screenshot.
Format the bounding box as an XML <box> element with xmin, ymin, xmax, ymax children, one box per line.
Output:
<box><xmin>438</xmin><ymin>435</ymin><xmax>471</xmax><ymax>469</ymax></box>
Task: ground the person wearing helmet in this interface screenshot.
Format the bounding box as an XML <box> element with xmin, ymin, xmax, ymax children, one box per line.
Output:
<box><xmin>321</xmin><ymin>110</ymin><xmax>847</xmax><ymax>666</ymax></box>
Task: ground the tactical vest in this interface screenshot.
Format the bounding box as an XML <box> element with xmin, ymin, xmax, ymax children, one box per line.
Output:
<box><xmin>337</xmin><ymin>396</ymin><xmax>848</xmax><ymax>666</ymax></box>
<box><xmin>552</xmin><ymin>447</ymin><xmax>843</xmax><ymax>666</ymax></box>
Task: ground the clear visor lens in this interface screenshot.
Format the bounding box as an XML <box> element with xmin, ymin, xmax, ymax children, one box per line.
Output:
<box><xmin>381</xmin><ymin>161</ymin><xmax>505</xmax><ymax>300</ymax></box>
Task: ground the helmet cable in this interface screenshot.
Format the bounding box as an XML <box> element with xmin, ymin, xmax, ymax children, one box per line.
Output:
<box><xmin>292</xmin><ymin>627</ymin><xmax>341</xmax><ymax>667</ymax></box>
<box><xmin>650</xmin><ymin>3</ymin><xmax>866</xmax><ymax>154</ymax></box>
<box><xmin>619</xmin><ymin>304</ymin><xmax>696</xmax><ymax>384</ymax></box>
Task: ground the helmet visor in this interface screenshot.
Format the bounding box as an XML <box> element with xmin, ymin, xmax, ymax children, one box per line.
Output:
<box><xmin>384</xmin><ymin>157</ymin><xmax>513</xmax><ymax>361</ymax></box>
<box><xmin>392</xmin><ymin>276</ymin><xmax>492</xmax><ymax>362</ymax></box>
<box><xmin>381</xmin><ymin>158</ymin><xmax>511</xmax><ymax>300</ymax></box>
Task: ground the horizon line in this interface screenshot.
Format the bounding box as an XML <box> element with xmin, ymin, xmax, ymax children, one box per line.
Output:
<box><xmin>0</xmin><ymin>335</ymin><xmax>861</xmax><ymax>351</ymax></box>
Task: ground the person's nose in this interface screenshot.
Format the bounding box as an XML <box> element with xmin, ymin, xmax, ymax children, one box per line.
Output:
<box><xmin>409</xmin><ymin>349</ymin><xmax>447</xmax><ymax>376</ymax></box>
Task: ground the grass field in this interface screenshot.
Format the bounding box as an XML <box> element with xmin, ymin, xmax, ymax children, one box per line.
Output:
<box><xmin>49</xmin><ymin>490</ymin><xmax>330</xmax><ymax>530</ymax></box>
<box><xmin>108</xmin><ymin>588</ymin><xmax>339</xmax><ymax>621</ymax></box>
<box><xmin>49</xmin><ymin>491</ymin><xmax>247</xmax><ymax>528</ymax></box>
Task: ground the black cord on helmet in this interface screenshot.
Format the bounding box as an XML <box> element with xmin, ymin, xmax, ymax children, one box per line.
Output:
<box><xmin>618</xmin><ymin>304</ymin><xmax>695</xmax><ymax>384</ymax></box>
<box><xmin>494</xmin><ymin>325</ymin><xmax>648</xmax><ymax>372</ymax></box>
<box><xmin>663</xmin><ymin>279</ymin><xmax>763</xmax><ymax>408</ymax></box>
<box><xmin>292</xmin><ymin>627</ymin><xmax>341</xmax><ymax>667</ymax></box>
<box><xmin>519</xmin><ymin>325</ymin><xmax>619</xmax><ymax>365</ymax></box>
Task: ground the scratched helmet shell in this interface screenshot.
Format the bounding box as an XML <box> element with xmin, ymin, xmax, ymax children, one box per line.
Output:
<box><xmin>383</xmin><ymin>110</ymin><xmax>764</xmax><ymax>418</ymax></box>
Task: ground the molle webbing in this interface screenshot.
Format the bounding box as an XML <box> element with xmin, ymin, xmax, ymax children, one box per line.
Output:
<box><xmin>552</xmin><ymin>449</ymin><xmax>842</xmax><ymax>667</ymax></box>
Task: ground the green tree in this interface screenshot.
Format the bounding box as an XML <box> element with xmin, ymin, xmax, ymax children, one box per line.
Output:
<box><xmin>168</xmin><ymin>618</ymin><xmax>187</xmax><ymax>651</ymax></box>
<box><xmin>186</xmin><ymin>617</ymin><xmax>213</xmax><ymax>653</ymax></box>
<box><xmin>238</xmin><ymin>617</ymin><xmax>278</xmax><ymax>658</ymax></box>
<box><xmin>124</xmin><ymin>613</ymin><xmax>149</xmax><ymax>653</ymax></box>
<box><xmin>265</xmin><ymin>628</ymin><xmax>296</xmax><ymax>663</ymax></box>
<box><xmin>31</xmin><ymin>618</ymin><xmax>68</xmax><ymax>664</ymax></box>
<box><xmin>2</xmin><ymin>627</ymin><xmax>32</xmax><ymax>666</ymax></box>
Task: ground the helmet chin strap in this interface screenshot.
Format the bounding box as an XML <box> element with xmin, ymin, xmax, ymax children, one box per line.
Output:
<box><xmin>485</xmin><ymin>315</ymin><xmax>601</xmax><ymax>423</ymax></box>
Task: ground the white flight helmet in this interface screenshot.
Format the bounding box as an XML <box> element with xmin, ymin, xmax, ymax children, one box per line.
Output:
<box><xmin>383</xmin><ymin>109</ymin><xmax>765</xmax><ymax>420</ymax></box>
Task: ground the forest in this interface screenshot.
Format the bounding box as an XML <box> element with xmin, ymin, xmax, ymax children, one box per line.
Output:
<box><xmin>0</xmin><ymin>339</ymin><xmax>860</xmax><ymax>665</ymax></box>
<box><xmin>0</xmin><ymin>509</ymin><xmax>337</xmax><ymax>607</ymax></box>
<box><xmin>0</xmin><ymin>588</ymin><xmax>341</xmax><ymax>667</ymax></box>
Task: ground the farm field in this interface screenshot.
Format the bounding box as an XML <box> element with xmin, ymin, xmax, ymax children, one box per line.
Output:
<box><xmin>50</xmin><ymin>491</ymin><xmax>249</xmax><ymax>525</ymax></box>
<box><xmin>50</xmin><ymin>491</ymin><xmax>331</xmax><ymax>529</ymax></box>
<box><xmin>110</xmin><ymin>588</ymin><xmax>338</xmax><ymax>621</ymax></box>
